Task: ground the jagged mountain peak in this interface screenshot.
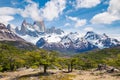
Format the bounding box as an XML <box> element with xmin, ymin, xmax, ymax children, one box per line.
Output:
<box><xmin>0</xmin><ymin>23</ymin><xmax>6</xmax><ymax>29</ymax></box>
<box><xmin>16</xmin><ymin>20</ymin><xmax>46</xmax><ymax>37</ymax></box>
<box><xmin>36</xmin><ymin>31</ymin><xmax>120</xmax><ymax>53</ymax></box>
<box><xmin>69</xmin><ymin>32</ymin><xmax>79</xmax><ymax>35</ymax></box>
<box><xmin>7</xmin><ymin>24</ymin><xmax>13</xmax><ymax>32</ymax></box>
<box><xmin>22</xmin><ymin>19</ymin><xmax>27</xmax><ymax>24</ymax></box>
<box><xmin>0</xmin><ymin>23</ymin><xmax>12</xmax><ymax>32</ymax></box>
<box><xmin>9</xmin><ymin>20</ymin><xmax>120</xmax><ymax>53</ymax></box>
<box><xmin>84</xmin><ymin>31</ymin><xmax>101</xmax><ymax>40</ymax></box>
<box><xmin>33</xmin><ymin>20</ymin><xmax>45</xmax><ymax>32</ymax></box>
<box><xmin>102</xmin><ymin>33</ymin><xmax>109</xmax><ymax>38</ymax></box>
<box><xmin>33</xmin><ymin>20</ymin><xmax>44</xmax><ymax>25</ymax></box>
<box><xmin>84</xmin><ymin>31</ymin><xmax>120</xmax><ymax>48</ymax></box>
<box><xmin>85</xmin><ymin>31</ymin><xmax>95</xmax><ymax>35</ymax></box>
<box><xmin>46</xmin><ymin>26</ymin><xmax>64</xmax><ymax>35</ymax></box>
<box><xmin>0</xmin><ymin>23</ymin><xmax>25</xmax><ymax>41</ymax></box>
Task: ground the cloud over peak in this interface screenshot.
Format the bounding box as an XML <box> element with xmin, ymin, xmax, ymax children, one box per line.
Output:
<box><xmin>20</xmin><ymin>0</ymin><xmax>42</xmax><ymax>21</ymax></box>
<box><xmin>41</xmin><ymin>0</ymin><xmax>66</xmax><ymax>21</ymax></box>
<box><xmin>84</xmin><ymin>27</ymin><xmax>94</xmax><ymax>31</ymax></box>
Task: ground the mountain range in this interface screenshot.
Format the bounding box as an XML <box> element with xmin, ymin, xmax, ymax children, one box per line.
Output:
<box><xmin>1</xmin><ymin>21</ymin><xmax>120</xmax><ymax>53</ymax></box>
<box><xmin>36</xmin><ymin>32</ymin><xmax>120</xmax><ymax>53</ymax></box>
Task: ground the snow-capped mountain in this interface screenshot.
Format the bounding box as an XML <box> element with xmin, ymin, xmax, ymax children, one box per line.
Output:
<box><xmin>0</xmin><ymin>23</ymin><xmax>24</xmax><ymax>41</ymax></box>
<box><xmin>5</xmin><ymin>20</ymin><xmax>120</xmax><ymax>53</ymax></box>
<box><xmin>13</xmin><ymin>20</ymin><xmax>65</xmax><ymax>44</ymax></box>
<box><xmin>16</xmin><ymin>20</ymin><xmax>43</xmax><ymax>37</ymax></box>
<box><xmin>15</xmin><ymin>20</ymin><xmax>64</xmax><ymax>39</ymax></box>
<box><xmin>36</xmin><ymin>32</ymin><xmax>97</xmax><ymax>53</ymax></box>
<box><xmin>33</xmin><ymin>21</ymin><xmax>45</xmax><ymax>32</ymax></box>
<box><xmin>46</xmin><ymin>27</ymin><xmax>64</xmax><ymax>35</ymax></box>
<box><xmin>84</xmin><ymin>31</ymin><xmax>120</xmax><ymax>48</ymax></box>
<box><xmin>36</xmin><ymin>31</ymin><xmax>120</xmax><ymax>53</ymax></box>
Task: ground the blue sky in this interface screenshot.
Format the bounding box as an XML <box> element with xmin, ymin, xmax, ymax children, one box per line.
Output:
<box><xmin>0</xmin><ymin>0</ymin><xmax>120</xmax><ymax>39</ymax></box>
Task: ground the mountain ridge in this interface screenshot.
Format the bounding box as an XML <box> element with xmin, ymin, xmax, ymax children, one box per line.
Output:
<box><xmin>3</xmin><ymin>21</ymin><xmax>120</xmax><ymax>53</ymax></box>
<box><xmin>0</xmin><ymin>23</ymin><xmax>37</xmax><ymax>50</ymax></box>
<box><xmin>36</xmin><ymin>31</ymin><xmax>120</xmax><ymax>53</ymax></box>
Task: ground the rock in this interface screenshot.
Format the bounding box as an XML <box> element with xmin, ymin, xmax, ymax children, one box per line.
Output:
<box><xmin>0</xmin><ymin>75</ymin><xmax>3</xmax><ymax>78</ymax></box>
<box><xmin>96</xmin><ymin>64</ymin><xmax>106</xmax><ymax>70</ymax></box>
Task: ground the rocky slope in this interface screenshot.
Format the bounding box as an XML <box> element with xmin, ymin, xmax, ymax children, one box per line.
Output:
<box><xmin>0</xmin><ymin>23</ymin><xmax>37</xmax><ymax>50</ymax></box>
<box><xmin>0</xmin><ymin>23</ymin><xmax>24</xmax><ymax>41</ymax></box>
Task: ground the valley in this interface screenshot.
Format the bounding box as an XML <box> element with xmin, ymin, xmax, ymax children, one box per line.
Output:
<box><xmin>0</xmin><ymin>22</ymin><xmax>120</xmax><ymax>80</ymax></box>
<box><xmin>0</xmin><ymin>0</ymin><xmax>120</xmax><ymax>79</ymax></box>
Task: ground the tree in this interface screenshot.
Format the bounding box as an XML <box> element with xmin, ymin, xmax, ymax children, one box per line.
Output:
<box><xmin>0</xmin><ymin>44</ymin><xmax>25</xmax><ymax>71</ymax></box>
<box><xmin>39</xmin><ymin>50</ymin><xmax>58</xmax><ymax>73</ymax></box>
<box><xmin>59</xmin><ymin>57</ymin><xmax>76</xmax><ymax>72</ymax></box>
<box><xmin>25</xmin><ymin>49</ymin><xmax>58</xmax><ymax>74</ymax></box>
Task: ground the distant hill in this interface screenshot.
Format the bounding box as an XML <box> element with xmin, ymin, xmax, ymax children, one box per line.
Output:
<box><xmin>73</xmin><ymin>46</ymin><xmax>120</xmax><ymax>69</ymax></box>
<box><xmin>0</xmin><ymin>41</ymin><xmax>37</xmax><ymax>50</ymax></box>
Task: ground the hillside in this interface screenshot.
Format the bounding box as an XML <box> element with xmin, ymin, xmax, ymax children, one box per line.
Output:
<box><xmin>74</xmin><ymin>46</ymin><xmax>120</xmax><ymax>69</ymax></box>
<box><xmin>0</xmin><ymin>23</ymin><xmax>37</xmax><ymax>50</ymax></box>
<box><xmin>0</xmin><ymin>41</ymin><xmax>37</xmax><ymax>50</ymax></box>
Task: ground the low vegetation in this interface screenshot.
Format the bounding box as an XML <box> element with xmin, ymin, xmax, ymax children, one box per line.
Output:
<box><xmin>0</xmin><ymin>43</ymin><xmax>120</xmax><ymax>80</ymax></box>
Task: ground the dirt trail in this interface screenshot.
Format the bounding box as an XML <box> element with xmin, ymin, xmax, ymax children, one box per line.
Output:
<box><xmin>71</xmin><ymin>71</ymin><xmax>120</xmax><ymax>80</ymax></box>
<box><xmin>0</xmin><ymin>69</ymin><xmax>120</xmax><ymax>80</ymax></box>
<box><xmin>0</xmin><ymin>68</ymin><xmax>40</xmax><ymax>80</ymax></box>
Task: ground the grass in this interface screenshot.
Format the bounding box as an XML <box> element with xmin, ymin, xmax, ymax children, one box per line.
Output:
<box><xmin>18</xmin><ymin>73</ymin><xmax>76</xmax><ymax>80</ymax></box>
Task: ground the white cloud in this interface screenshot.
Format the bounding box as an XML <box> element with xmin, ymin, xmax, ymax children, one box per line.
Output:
<box><xmin>0</xmin><ymin>7</ymin><xmax>21</xmax><ymax>15</ymax></box>
<box><xmin>108</xmin><ymin>34</ymin><xmax>120</xmax><ymax>41</ymax></box>
<box><xmin>84</xmin><ymin>27</ymin><xmax>93</xmax><ymax>31</ymax></box>
<box><xmin>75</xmin><ymin>19</ymin><xmax>86</xmax><ymax>27</ymax></box>
<box><xmin>20</xmin><ymin>0</ymin><xmax>42</xmax><ymax>21</ymax></box>
<box><xmin>67</xmin><ymin>16</ymin><xmax>78</xmax><ymax>21</ymax></box>
<box><xmin>91</xmin><ymin>0</ymin><xmax>120</xmax><ymax>24</ymax></box>
<box><xmin>91</xmin><ymin>12</ymin><xmax>119</xmax><ymax>24</ymax></box>
<box><xmin>0</xmin><ymin>0</ymin><xmax>67</xmax><ymax>23</ymax></box>
<box><xmin>0</xmin><ymin>15</ymin><xmax>14</xmax><ymax>25</ymax></box>
<box><xmin>75</xmin><ymin>0</ymin><xmax>101</xmax><ymax>8</ymax></box>
<box><xmin>66</xmin><ymin>16</ymin><xmax>86</xmax><ymax>28</ymax></box>
<box><xmin>0</xmin><ymin>7</ymin><xmax>20</xmax><ymax>24</ymax></box>
<box><xmin>64</xmin><ymin>23</ymin><xmax>71</xmax><ymax>27</ymax></box>
<box><xmin>108</xmin><ymin>0</ymin><xmax>120</xmax><ymax>17</ymax></box>
<box><xmin>103</xmin><ymin>0</ymin><xmax>109</xmax><ymax>5</ymax></box>
<box><xmin>41</xmin><ymin>0</ymin><xmax>66</xmax><ymax>21</ymax></box>
<box><xmin>0</xmin><ymin>1</ymin><xmax>42</xmax><ymax>23</ymax></box>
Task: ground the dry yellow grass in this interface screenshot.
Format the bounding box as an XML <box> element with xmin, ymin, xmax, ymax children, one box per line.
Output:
<box><xmin>0</xmin><ymin>69</ymin><xmax>120</xmax><ymax>80</ymax></box>
<box><xmin>71</xmin><ymin>70</ymin><xmax>120</xmax><ymax>80</ymax></box>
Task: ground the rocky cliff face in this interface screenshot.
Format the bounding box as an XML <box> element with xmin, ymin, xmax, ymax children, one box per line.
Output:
<box><xmin>33</xmin><ymin>21</ymin><xmax>46</xmax><ymax>32</ymax></box>
<box><xmin>15</xmin><ymin>20</ymin><xmax>46</xmax><ymax>37</ymax></box>
<box><xmin>0</xmin><ymin>23</ymin><xmax>37</xmax><ymax>50</ymax></box>
<box><xmin>0</xmin><ymin>23</ymin><xmax>24</xmax><ymax>41</ymax></box>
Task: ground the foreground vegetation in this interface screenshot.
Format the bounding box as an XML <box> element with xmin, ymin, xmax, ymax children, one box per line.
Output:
<box><xmin>0</xmin><ymin>43</ymin><xmax>120</xmax><ymax>74</ymax></box>
<box><xmin>0</xmin><ymin>44</ymin><xmax>120</xmax><ymax>73</ymax></box>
